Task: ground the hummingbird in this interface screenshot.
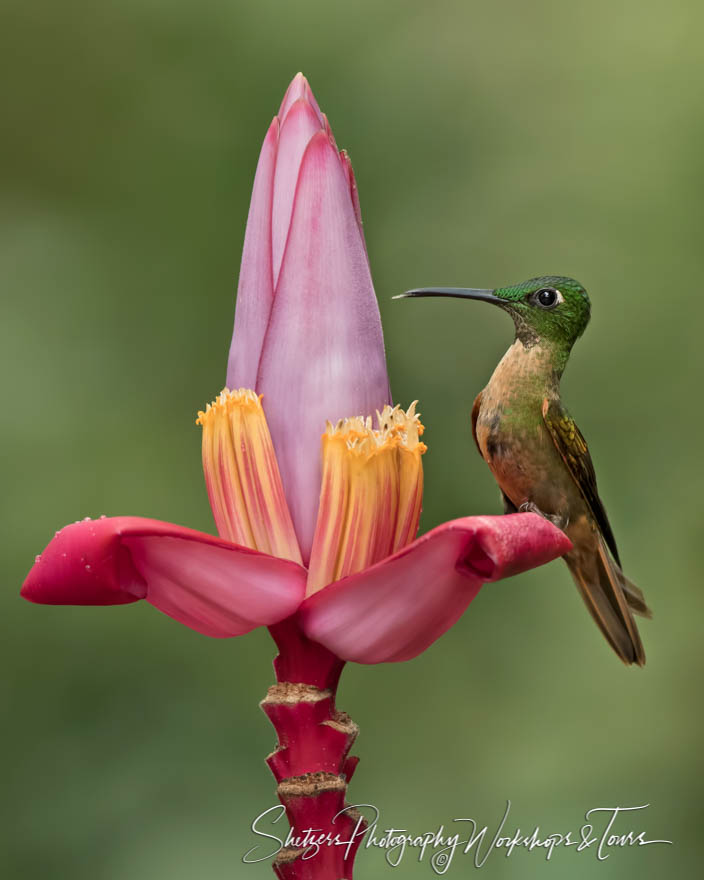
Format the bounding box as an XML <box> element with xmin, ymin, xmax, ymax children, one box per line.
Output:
<box><xmin>396</xmin><ymin>276</ymin><xmax>651</xmax><ymax>665</ymax></box>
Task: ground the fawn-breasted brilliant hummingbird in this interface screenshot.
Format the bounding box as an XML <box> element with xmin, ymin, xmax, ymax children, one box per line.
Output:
<box><xmin>396</xmin><ymin>276</ymin><xmax>650</xmax><ymax>665</ymax></box>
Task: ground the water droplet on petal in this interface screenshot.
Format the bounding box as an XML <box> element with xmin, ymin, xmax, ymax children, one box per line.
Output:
<box><xmin>85</xmin><ymin>564</ymin><xmax>91</xmax><ymax>572</ymax></box>
<box><xmin>83</xmin><ymin>516</ymin><xmax>91</xmax><ymax>522</ymax></box>
<box><xmin>34</xmin><ymin>554</ymin><xmax>41</xmax><ymax>563</ymax></box>
<box><xmin>99</xmin><ymin>514</ymin><xmax>107</xmax><ymax>520</ymax></box>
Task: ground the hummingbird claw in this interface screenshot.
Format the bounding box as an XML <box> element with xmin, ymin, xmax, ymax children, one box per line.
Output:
<box><xmin>519</xmin><ymin>501</ymin><xmax>569</xmax><ymax>531</ymax></box>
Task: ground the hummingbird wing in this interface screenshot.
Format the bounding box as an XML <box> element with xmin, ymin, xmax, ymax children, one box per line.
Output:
<box><xmin>470</xmin><ymin>391</ymin><xmax>483</xmax><ymax>455</ymax></box>
<box><xmin>541</xmin><ymin>398</ymin><xmax>621</xmax><ymax>566</ymax></box>
<box><xmin>542</xmin><ymin>399</ymin><xmax>649</xmax><ymax>665</ymax></box>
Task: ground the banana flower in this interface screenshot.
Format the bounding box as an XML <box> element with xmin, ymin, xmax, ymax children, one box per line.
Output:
<box><xmin>21</xmin><ymin>74</ymin><xmax>569</xmax><ymax>665</ymax></box>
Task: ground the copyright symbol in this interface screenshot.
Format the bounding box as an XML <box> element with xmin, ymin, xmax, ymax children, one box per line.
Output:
<box><xmin>431</xmin><ymin>851</ymin><xmax>450</xmax><ymax>870</ymax></box>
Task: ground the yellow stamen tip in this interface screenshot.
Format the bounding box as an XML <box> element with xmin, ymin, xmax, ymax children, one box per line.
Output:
<box><xmin>196</xmin><ymin>387</ymin><xmax>263</xmax><ymax>426</ymax></box>
<box><xmin>322</xmin><ymin>403</ymin><xmax>427</xmax><ymax>457</ymax></box>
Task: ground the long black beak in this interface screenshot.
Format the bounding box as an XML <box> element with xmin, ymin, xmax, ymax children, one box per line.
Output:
<box><xmin>393</xmin><ymin>287</ymin><xmax>504</xmax><ymax>305</ymax></box>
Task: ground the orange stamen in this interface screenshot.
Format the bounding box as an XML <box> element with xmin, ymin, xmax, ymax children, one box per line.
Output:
<box><xmin>197</xmin><ymin>389</ymin><xmax>302</xmax><ymax>564</ymax></box>
<box><xmin>306</xmin><ymin>403</ymin><xmax>426</xmax><ymax>595</ymax></box>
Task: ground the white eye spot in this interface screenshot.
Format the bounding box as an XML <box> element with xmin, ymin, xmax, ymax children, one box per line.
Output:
<box><xmin>534</xmin><ymin>288</ymin><xmax>564</xmax><ymax>309</ymax></box>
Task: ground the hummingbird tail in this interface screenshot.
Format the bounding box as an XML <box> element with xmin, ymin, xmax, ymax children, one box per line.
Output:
<box><xmin>565</xmin><ymin>535</ymin><xmax>647</xmax><ymax>666</ymax></box>
<box><xmin>620</xmin><ymin>573</ymin><xmax>652</xmax><ymax>619</ymax></box>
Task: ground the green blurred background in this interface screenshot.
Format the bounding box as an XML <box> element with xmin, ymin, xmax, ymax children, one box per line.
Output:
<box><xmin>3</xmin><ymin>0</ymin><xmax>702</xmax><ymax>876</ymax></box>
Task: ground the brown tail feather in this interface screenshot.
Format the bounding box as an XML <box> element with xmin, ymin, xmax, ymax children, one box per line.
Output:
<box><xmin>620</xmin><ymin>572</ymin><xmax>652</xmax><ymax>619</ymax></box>
<box><xmin>565</xmin><ymin>536</ymin><xmax>646</xmax><ymax>666</ymax></box>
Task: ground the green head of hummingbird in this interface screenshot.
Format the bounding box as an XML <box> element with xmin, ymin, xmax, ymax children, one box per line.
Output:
<box><xmin>396</xmin><ymin>275</ymin><xmax>650</xmax><ymax>666</ymax></box>
<box><xmin>398</xmin><ymin>275</ymin><xmax>591</xmax><ymax>364</ymax></box>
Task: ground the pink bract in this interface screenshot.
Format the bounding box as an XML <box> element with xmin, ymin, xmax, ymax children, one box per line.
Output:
<box><xmin>228</xmin><ymin>74</ymin><xmax>389</xmax><ymax>560</ymax></box>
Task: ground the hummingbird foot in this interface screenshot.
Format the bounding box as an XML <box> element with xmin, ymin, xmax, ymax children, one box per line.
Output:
<box><xmin>518</xmin><ymin>501</ymin><xmax>570</xmax><ymax>531</ymax></box>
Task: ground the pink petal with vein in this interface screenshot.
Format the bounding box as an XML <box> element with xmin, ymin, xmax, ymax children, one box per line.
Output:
<box><xmin>257</xmin><ymin>131</ymin><xmax>391</xmax><ymax>562</ymax></box>
<box><xmin>22</xmin><ymin>517</ymin><xmax>307</xmax><ymax>638</ymax></box>
<box><xmin>299</xmin><ymin>514</ymin><xmax>571</xmax><ymax>663</ymax></box>
<box><xmin>322</xmin><ymin>113</ymin><xmax>338</xmax><ymax>152</ymax></box>
<box><xmin>271</xmin><ymin>98</ymin><xmax>324</xmax><ymax>287</ymax></box>
<box><xmin>227</xmin><ymin>117</ymin><xmax>278</xmax><ymax>391</ymax></box>
<box><xmin>339</xmin><ymin>150</ymin><xmax>365</xmax><ymax>250</ymax></box>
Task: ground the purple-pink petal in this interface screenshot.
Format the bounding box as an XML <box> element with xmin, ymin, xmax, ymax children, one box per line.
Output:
<box><xmin>339</xmin><ymin>149</ymin><xmax>365</xmax><ymax>251</ymax></box>
<box><xmin>271</xmin><ymin>98</ymin><xmax>324</xmax><ymax>287</ymax></box>
<box><xmin>227</xmin><ymin>117</ymin><xmax>278</xmax><ymax>391</ymax></box>
<box><xmin>257</xmin><ymin>131</ymin><xmax>391</xmax><ymax>563</ymax></box>
<box><xmin>22</xmin><ymin>516</ymin><xmax>308</xmax><ymax>638</ymax></box>
<box><xmin>299</xmin><ymin>514</ymin><xmax>572</xmax><ymax>663</ymax></box>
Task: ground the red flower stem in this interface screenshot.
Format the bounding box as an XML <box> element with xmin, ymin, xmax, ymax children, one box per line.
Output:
<box><xmin>263</xmin><ymin>617</ymin><xmax>365</xmax><ymax>879</ymax></box>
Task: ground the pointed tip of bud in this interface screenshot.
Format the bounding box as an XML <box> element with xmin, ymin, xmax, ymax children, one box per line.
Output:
<box><xmin>279</xmin><ymin>72</ymin><xmax>323</xmax><ymax>127</ymax></box>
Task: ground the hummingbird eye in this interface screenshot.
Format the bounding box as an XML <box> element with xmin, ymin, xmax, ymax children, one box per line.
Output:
<box><xmin>532</xmin><ymin>287</ymin><xmax>563</xmax><ymax>309</ymax></box>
